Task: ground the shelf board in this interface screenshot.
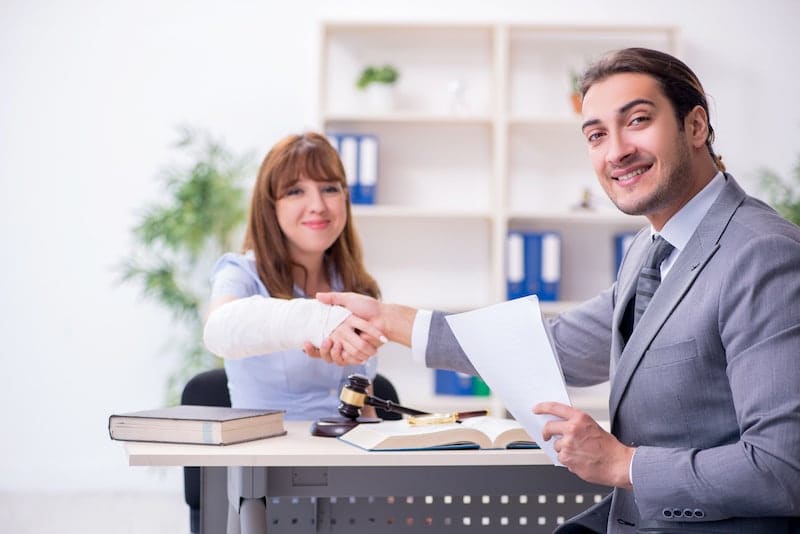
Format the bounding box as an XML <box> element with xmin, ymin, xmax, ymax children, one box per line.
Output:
<box><xmin>324</xmin><ymin>112</ymin><xmax>493</xmax><ymax>125</ymax></box>
<box><xmin>508</xmin><ymin>115</ymin><xmax>582</xmax><ymax>127</ymax></box>
<box><xmin>508</xmin><ymin>210</ymin><xmax>647</xmax><ymax>225</ymax></box>
<box><xmin>352</xmin><ymin>205</ymin><xmax>492</xmax><ymax>220</ymax></box>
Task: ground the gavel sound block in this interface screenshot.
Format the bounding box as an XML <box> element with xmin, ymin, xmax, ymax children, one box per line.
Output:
<box><xmin>310</xmin><ymin>374</ymin><xmax>429</xmax><ymax>437</ymax></box>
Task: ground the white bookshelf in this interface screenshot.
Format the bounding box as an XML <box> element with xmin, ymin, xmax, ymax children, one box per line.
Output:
<box><xmin>318</xmin><ymin>21</ymin><xmax>678</xmax><ymax>412</ymax></box>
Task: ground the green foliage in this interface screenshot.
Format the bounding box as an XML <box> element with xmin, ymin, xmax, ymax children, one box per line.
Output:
<box><xmin>570</xmin><ymin>68</ymin><xmax>582</xmax><ymax>94</ymax></box>
<box><xmin>120</xmin><ymin>126</ymin><xmax>253</xmax><ymax>403</ymax></box>
<box><xmin>356</xmin><ymin>64</ymin><xmax>399</xmax><ymax>90</ymax></box>
<box><xmin>759</xmin><ymin>156</ymin><xmax>800</xmax><ymax>227</ymax></box>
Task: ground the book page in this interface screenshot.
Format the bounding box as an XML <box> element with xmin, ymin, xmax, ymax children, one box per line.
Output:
<box><xmin>458</xmin><ymin>416</ymin><xmax>535</xmax><ymax>448</ymax></box>
<box><xmin>339</xmin><ymin>419</ymin><xmax>491</xmax><ymax>450</ymax></box>
<box><xmin>445</xmin><ymin>296</ymin><xmax>570</xmax><ymax>465</ymax></box>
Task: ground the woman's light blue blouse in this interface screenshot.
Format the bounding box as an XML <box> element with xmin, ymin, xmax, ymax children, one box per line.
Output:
<box><xmin>209</xmin><ymin>251</ymin><xmax>377</xmax><ymax>420</ymax></box>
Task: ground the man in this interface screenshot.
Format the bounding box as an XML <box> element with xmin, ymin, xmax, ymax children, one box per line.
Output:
<box><xmin>309</xmin><ymin>48</ymin><xmax>800</xmax><ymax>532</ymax></box>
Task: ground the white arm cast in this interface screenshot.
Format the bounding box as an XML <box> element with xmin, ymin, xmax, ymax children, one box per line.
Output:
<box><xmin>203</xmin><ymin>295</ymin><xmax>352</xmax><ymax>359</ymax></box>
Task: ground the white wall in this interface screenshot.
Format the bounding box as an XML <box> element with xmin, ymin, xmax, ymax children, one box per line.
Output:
<box><xmin>1</xmin><ymin>0</ymin><xmax>798</xmax><ymax>493</ymax></box>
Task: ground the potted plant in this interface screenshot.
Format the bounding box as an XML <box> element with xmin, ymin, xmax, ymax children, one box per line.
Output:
<box><xmin>356</xmin><ymin>64</ymin><xmax>399</xmax><ymax>111</ymax></box>
<box><xmin>569</xmin><ymin>69</ymin><xmax>583</xmax><ymax>114</ymax></box>
<box><xmin>119</xmin><ymin>126</ymin><xmax>253</xmax><ymax>403</ymax></box>
<box><xmin>759</xmin><ymin>155</ymin><xmax>800</xmax><ymax>226</ymax></box>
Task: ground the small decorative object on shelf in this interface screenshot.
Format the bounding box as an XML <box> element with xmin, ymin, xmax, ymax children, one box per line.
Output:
<box><xmin>356</xmin><ymin>64</ymin><xmax>399</xmax><ymax>111</ymax></box>
<box><xmin>569</xmin><ymin>68</ymin><xmax>582</xmax><ymax>114</ymax></box>
<box><xmin>447</xmin><ymin>79</ymin><xmax>469</xmax><ymax>114</ymax></box>
<box><xmin>577</xmin><ymin>187</ymin><xmax>593</xmax><ymax>210</ymax></box>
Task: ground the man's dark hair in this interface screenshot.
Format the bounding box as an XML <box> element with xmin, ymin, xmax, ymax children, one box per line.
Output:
<box><xmin>580</xmin><ymin>47</ymin><xmax>724</xmax><ymax>170</ymax></box>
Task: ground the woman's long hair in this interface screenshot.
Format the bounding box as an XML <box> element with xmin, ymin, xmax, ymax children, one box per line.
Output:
<box><xmin>243</xmin><ymin>132</ymin><xmax>380</xmax><ymax>299</ymax></box>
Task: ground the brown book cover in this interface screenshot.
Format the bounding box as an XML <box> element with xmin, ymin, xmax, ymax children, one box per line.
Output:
<box><xmin>108</xmin><ymin>405</ymin><xmax>286</xmax><ymax>445</ymax></box>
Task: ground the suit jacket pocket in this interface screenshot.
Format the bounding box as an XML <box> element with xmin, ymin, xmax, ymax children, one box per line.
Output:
<box><xmin>640</xmin><ymin>339</ymin><xmax>697</xmax><ymax>369</ymax></box>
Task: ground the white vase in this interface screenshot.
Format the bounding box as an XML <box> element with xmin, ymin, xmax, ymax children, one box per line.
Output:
<box><xmin>364</xmin><ymin>83</ymin><xmax>396</xmax><ymax>112</ymax></box>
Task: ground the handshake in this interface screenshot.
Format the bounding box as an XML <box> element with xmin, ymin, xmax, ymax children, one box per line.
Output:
<box><xmin>303</xmin><ymin>292</ymin><xmax>415</xmax><ymax>366</ymax></box>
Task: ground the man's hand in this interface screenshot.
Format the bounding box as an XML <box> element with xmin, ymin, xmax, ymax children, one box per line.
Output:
<box><xmin>317</xmin><ymin>292</ymin><xmax>384</xmax><ymax>328</ymax></box>
<box><xmin>309</xmin><ymin>292</ymin><xmax>417</xmax><ymax>364</ymax></box>
<box><xmin>302</xmin><ymin>314</ymin><xmax>384</xmax><ymax>366</ymax></box>
<box><xmin>534</xmin><ymin>402</ymin><xmax>634</xmax><ymax>489</ymax></box>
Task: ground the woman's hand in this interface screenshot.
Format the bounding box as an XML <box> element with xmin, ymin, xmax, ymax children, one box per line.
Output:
<box><xmin>303</xmin><ymin>313</ymin><xmax>385</xmax><ymax>366</ymax></box>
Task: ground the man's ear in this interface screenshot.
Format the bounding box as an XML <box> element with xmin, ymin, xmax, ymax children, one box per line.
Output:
<box><xmin>685</xmin><ymin>105</ymin><xmax>709</xmax><ymax>149</ymax></box>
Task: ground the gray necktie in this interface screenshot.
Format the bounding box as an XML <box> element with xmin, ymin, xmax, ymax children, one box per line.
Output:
<box><xmin>633</xmin><ymin>235</ymin><xmax>675</xmax><ymax>331</ymax></box>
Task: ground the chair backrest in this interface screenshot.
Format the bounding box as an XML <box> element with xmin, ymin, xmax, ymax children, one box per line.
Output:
<box><xmin>181</xmin><ymin>368</ymin><xmax>231</xmax><ymax>408</ymax></box>
<box><xmin>372</xmin><ymin>373</ymin><xmax>403</xmax><ymax>420</ymax></box>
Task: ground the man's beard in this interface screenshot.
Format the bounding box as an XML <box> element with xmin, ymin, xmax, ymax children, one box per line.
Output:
<box><xmin>610</xmin><ymin>138</ymin><xmax>693</xmax><ymax>218</ymax></box>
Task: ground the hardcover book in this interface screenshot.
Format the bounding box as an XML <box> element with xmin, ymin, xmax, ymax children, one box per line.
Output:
<box><xmin>338</xmin><ymin>416</ymin><xmax>538</xmax><ymax>451</ymax></box>
<box><xmin>108</xmin><ymin>405</ymin><xmax>285</xmax><ymax>445</ymax></box>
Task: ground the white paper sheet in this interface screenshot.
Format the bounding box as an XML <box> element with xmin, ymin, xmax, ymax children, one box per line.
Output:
<box><xmin>444</xmin><ymin>296</ymin><xmax>570</xmax><ymax>465</ymax></box>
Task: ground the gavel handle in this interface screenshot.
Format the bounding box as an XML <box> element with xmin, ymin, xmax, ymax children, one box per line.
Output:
<box><xmin>365</xmin><ymin>396</ymin><xmax>429</xmax><ymax>416</ymax></box>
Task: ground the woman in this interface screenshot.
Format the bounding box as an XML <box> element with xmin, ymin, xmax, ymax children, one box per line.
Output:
<box><xmin>203</xmin><ymin>132</ymin><xmax>384</xmax><ymax>420</ymax></box>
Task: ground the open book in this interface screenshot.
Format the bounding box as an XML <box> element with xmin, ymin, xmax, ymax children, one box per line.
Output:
<box><xmin>338</xmin><ymin>416</ymin><xmax>538</xmax><ymax>451</ymax></box>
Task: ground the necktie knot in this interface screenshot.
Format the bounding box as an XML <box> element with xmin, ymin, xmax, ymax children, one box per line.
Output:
<box><xmin>646</xmin><ymin>235</ymin><xmax>675</xmax><ymax>271</ymax></box>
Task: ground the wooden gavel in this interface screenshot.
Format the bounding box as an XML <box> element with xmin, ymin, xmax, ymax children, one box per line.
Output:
<box><xmin>338</xmin><ymin>374</ymin><xmax>429</xmax><ymax>420</ymax></box>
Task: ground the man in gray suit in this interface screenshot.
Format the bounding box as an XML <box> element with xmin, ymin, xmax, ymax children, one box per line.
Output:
<box><xmin>311</xmin><ymin>48</ymin><xmax>800</xmax><ymax>532</ymax></box>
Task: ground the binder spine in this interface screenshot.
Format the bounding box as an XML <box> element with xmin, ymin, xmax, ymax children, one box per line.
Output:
<box><xmin>434</xmin><ymin>370</ymin><xmax>491</xmax><ymax>396</ymax></box>
<box><xmin>506</xmin><ymin>231</ymin><xmax>561</xmax><ymax>301</ymax></box>
<box><xmin>614</xmin><ymin>231</ymin><xmax>637</xmax><ymax>278</ymax></box>
<box><xmin>357</xmin><ymin>135</ymin><xmax>378</xmax><ymax>204</ymax></box>
<box><xmin>506</xmin><ymin>232</ymin><xmax>526</xmax><ymax>300</ymax></box>
<box><xmin>326</xmin><ymin>132</ymin><xmax>379</xmax><ymax>205</ymax></box>
<box><xmin>538</xmin><ymin>232</ymin><xmax>561</xmax><ymax>301</ymax></box>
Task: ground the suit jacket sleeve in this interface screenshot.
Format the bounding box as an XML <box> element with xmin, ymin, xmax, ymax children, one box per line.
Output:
<box><xmin>426</xmin><ymin>287</ymin><xmax>615</xmax><ymax>387</ymax></box>
<box><xmin>425</xmin><ymin>311</ymin><xmax>477</xmax><ymax>374</ymax></box>
<box><xmin>549</xmin><ymin>286</ymin><xmax>615</xmax><ymax>387</ymax></box>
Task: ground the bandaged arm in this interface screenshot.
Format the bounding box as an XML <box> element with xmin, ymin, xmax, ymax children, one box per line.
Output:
<box><xmin>203</xmin><ymin>295</ymin><xmax>352</xmax><ymax>359</ymax></box>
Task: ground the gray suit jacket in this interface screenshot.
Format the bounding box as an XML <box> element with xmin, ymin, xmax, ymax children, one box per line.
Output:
<box><xmin>426</xmin><ymin>176</ymin><xmax>800</xmax><ymax>533</ymax></box>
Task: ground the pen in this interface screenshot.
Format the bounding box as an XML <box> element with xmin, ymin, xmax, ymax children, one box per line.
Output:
<box><xmin>407</xmin><ymin>410</ymin><xmax>489</xmax><ymax>426</ymax></box>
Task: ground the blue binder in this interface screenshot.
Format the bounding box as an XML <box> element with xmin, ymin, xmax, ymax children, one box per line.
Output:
<box><xmin>506</xmin><ymin>231</ymin><xmax>561</xmax><ymax>301</ymax></box>
<box><xmin>326</xmin><ymin>133</ymin><xmax>378</xmax><ymax>205</ymax></box>
<box><xmin>434</xmin><ymin>370</ymin><xmax>491</xmax><ymax>396</ymax></box>
<box><xmin>434</xmin><ymin>369</ymin><xmax>474</xmax><ymax>395</ymax></box>
<box><xmin>613</xmin><ymin>232</ymin><xmax>637</xmax><ymax>278</ymax></box>
<box><xmin>356</xmin><ymin>135</ymin><xmax>378</xmax><ymax>204</ymax></box>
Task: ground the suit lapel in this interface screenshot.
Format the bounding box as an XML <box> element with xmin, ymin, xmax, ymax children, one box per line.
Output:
<box><xmin>608</xmin><ymin>175</ymin><xmax>747</xmax><ymax>427</ymax></box>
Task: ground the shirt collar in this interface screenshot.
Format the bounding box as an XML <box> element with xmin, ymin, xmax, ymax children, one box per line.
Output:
<box><xmin>653</xmin><ymin>171</ymin><xmax>726</xmax><ymax>251</ymax></box>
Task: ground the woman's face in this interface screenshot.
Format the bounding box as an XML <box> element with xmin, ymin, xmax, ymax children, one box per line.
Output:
<box><xmin>275</xmin><ymin>174</ymin><xmax>347</xmax><ymax>264</ymax></box>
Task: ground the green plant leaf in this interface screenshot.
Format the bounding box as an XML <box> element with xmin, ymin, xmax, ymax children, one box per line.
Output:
<box><xmin>356</xmin><ymin>64</ymin><xmax>399</xmax><ymax>89</ymax></box>
<box><xmin>119</xmin><ymin>126</ymin><xmax>253</xmax><ymax>403</ymax></box>
<box><xmin>758</xmin><ymin>156</ymin><xmax>800</xmax><ymax>227</ymax></box>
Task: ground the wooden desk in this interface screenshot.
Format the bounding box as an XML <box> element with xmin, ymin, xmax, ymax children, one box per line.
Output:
<box><xmin>125</xmin><ymin>421</ymin><xmax>609</xmax><ymax>534</ymax></box>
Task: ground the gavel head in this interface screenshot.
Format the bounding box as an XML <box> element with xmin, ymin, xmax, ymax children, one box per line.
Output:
<box><xmin>338</xmin><ymin>374</ymin><xmax>371</xmax><ymax>420</ymax></box>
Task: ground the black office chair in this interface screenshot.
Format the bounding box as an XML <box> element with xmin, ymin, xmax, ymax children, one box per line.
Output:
<box><xmin>180</xmin><ymin>368</ymin><xmax>402</xmax><ymax>533</ymax></box>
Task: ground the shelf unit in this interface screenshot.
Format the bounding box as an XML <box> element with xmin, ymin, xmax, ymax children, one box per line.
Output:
<box><xmin>318</xmin><ymin>22</ymin><xmax>678</xmax><ymax>411</ymax></box>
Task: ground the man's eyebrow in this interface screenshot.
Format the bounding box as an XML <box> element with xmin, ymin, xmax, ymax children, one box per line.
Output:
<box><xmin>581</xmin><ymin>98</ymin><xmax>656</xmax><ymax>132</ymax></box>
<box><xmin>619</xmin><ymin>98</ymin><xmax>656</xmax><ymax>114</ymax></box>
<box><xmin>581</xmin><ymin>118</ymin><xmax>600</xmax><ymax>131</ymax></box>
